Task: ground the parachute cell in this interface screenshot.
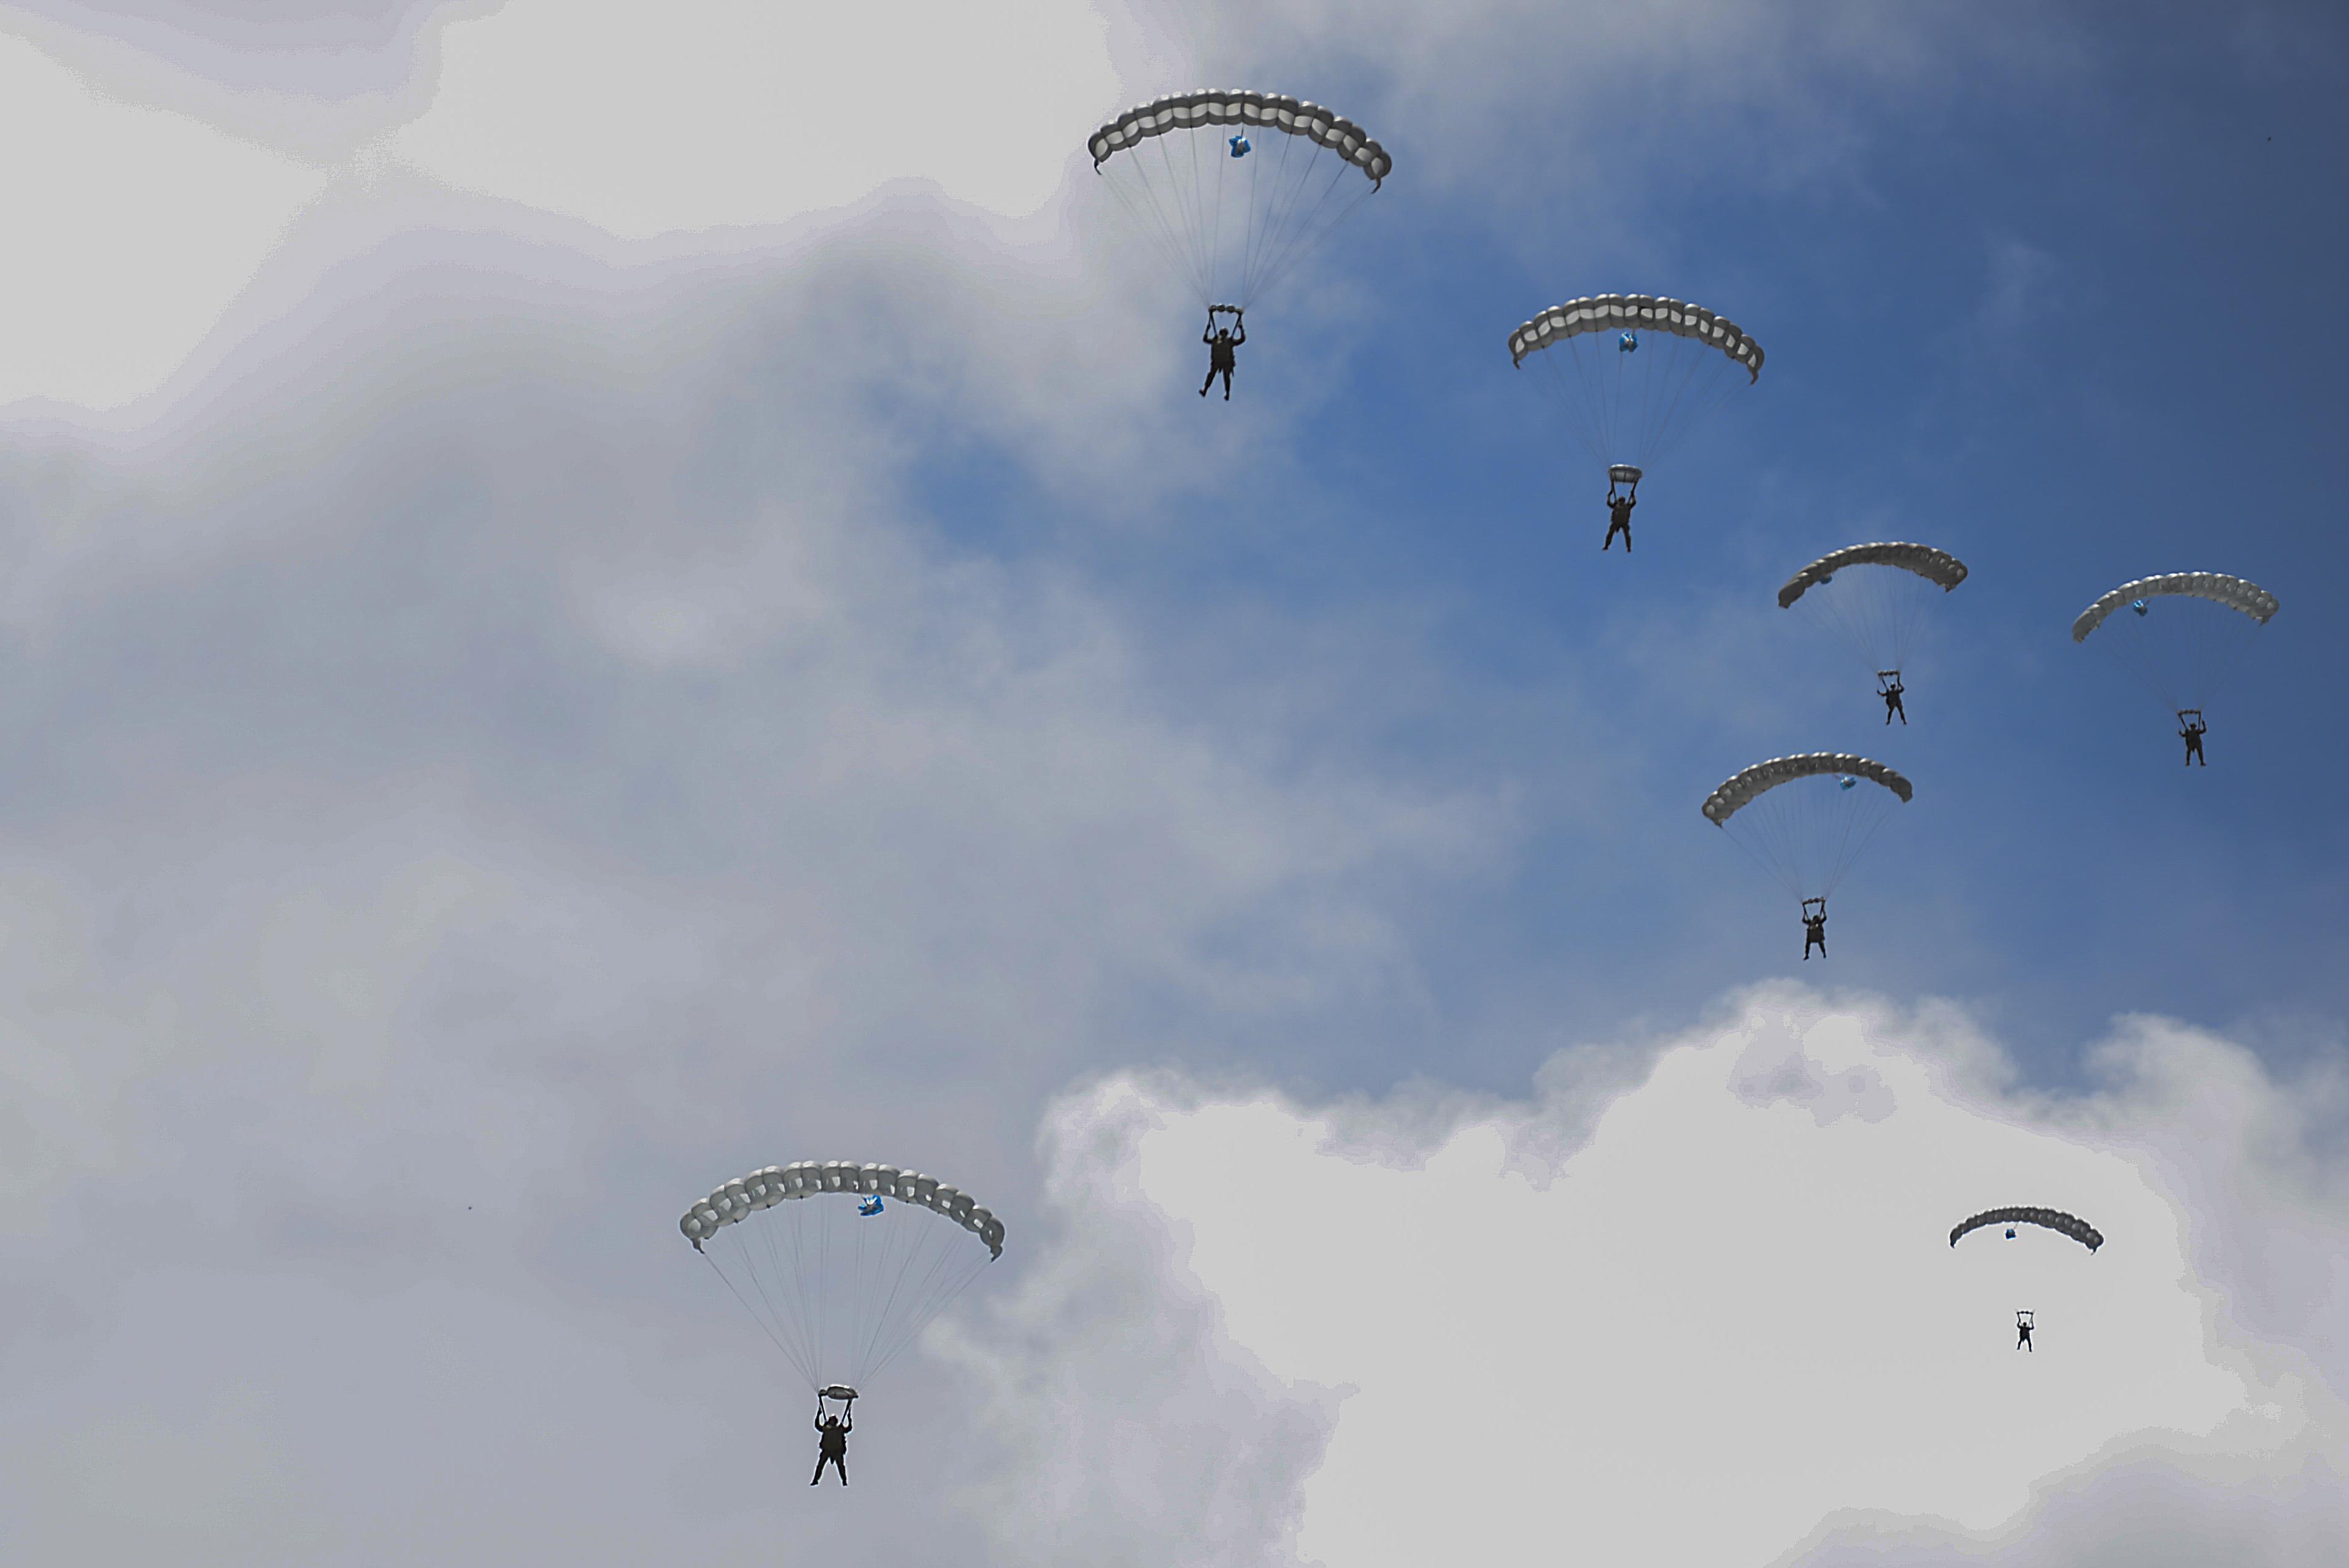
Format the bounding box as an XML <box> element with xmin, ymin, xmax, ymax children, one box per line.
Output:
<box><xmin>1089</xmin><ymin>91</ymin><xmax>1389</xmax><ymax>315</ymax></box>
<box><xmin>682</xmin><ymin>1160</ymin><xmax>1002</xmax><ymax>1399</ymax></box>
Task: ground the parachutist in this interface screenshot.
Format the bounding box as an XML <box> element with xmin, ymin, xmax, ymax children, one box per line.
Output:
<box><xmin>1200</xmin><ymin>309</ymin><xmax>1245</xmax><ymax>400</ymax></box>
<box><xmin>2178</xmin><ymin>710</ymin><xmax>2207</xmax><ymax>766</ymax></box>
<box><xmin>811</xmin><ymin>1402</ymin><xmax>852</xmax><ymax>1486</ymax></box>
<box><xmin>1801</xmin><ymin>898</ymin><xmax>1827</xmax><ymax>961</ymax></box>
<box><xmin>1603</xmin><ymin>487</ymin><xmax>1635</xmax><ymax>552</ymax></box>
<box><xmin>1879</xmin><ymin>673</ymin><xmax>1906</xmax><ymax>725</ymax></box>
<box><xmin>2015</xmin><ymin>1310</ymin><xmax>2035</xmax><ymax>1352</ymax></box>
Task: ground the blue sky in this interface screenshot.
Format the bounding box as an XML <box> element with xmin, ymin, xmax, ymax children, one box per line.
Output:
<box><xmin>993</xmin><ymin>3</ymin><xmax>2349</xmax><ymax>1091</ymax></box>
<box><xmin>1</xmin><ymin>2</ymin><xmax>2345</xmax><ymax>1565</ymax></box>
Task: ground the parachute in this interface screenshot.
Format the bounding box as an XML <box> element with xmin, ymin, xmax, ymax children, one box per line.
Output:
<box><xmin>1778</xmin><ymin>543</ymin><xmax>1969</xmax><ymax>696</ymax></box>
<box><xmin>1508</xmin><ymin>294</ymin><xmax>1762</xmax><ymax>501</ymax></box>
<box><xmin>681</xmin><ymin>1161</ymin><xmax>1003</xmax><ymax>1399</ymax></box>
<box><xmin>1950</xmin><ymin>1207</ymin><xmax>2104</xmax><ymax>1253</ymax></box>
<box><xmin>2072</xmin><ymin>571</ymin><xmax>2278</xmax><ymax>724</ymax></box>
<box><xmin>1702</xmin><ymin>753</ymin><xmax>1912</xmax><ymax>905</ymax></box>
<box><xmin>1089</xmin><ymin>91</ymin><xmax>1389</xmax><ymax>317</ymax></box>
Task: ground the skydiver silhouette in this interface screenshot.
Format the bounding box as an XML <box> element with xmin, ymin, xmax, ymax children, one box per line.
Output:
<box><xmin>2178</xmin><ymin>711</ymin><xmax>2207</xmax><ymax>766</ymax></box>
<box><xmin>1603</xmin><ymin>487</ymin><xmax>1635</xmax><ymax>552</ymax></box>
<box><xmin>2015</xmin><ymin>1311</ymin><xmax>2035</xmax><ymax>1352</ymax></box>
<box><xmin>1801</xmin><ymin>898</ymin><xmax>1827</xmax><ymax>961</ymax></box>
<box><xmin>1199</xmin><ymin>311</ymin><xmax>1244</xmax><ymax>400</ymax></box>
<box><xmin>811</xmin><ymin>1408</ymin><xmax>851</xmax><ymax>1486</ymax></box>
<box><xmin>1879</xmin><ymin>674</ymin><xmax>1906</xmax><ymax>725</ymax></box>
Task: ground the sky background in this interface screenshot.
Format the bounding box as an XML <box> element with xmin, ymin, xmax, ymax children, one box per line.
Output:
<box><xmin>1</xmin><ymin>1</ymin><xmax>2345</xmax><ymax>1564</ymax></box>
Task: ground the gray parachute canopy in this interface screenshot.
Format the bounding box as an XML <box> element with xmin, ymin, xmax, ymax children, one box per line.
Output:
<box><xmin>682</xmin><ymin>1159</ymin><xmax>1003</xmax><ymax>1257</ymax></box>
<box><xmin>1088</xmin><ymin>90</ymin><xmax>1390</xmax><ymax>184</ymax></box>
<box><xmin>2072</xmin><ymin>572</ymin><xmax>2279</xmax><ymax>643</ymax></box>
<box><xmin>1702</xmin><ymin>753</ymin><xmax>1913</xmax><ymax>825</ymax></box>
<box><xmin>1950</xmin><ymin>1207</ymin><xmax>2104</xmax><ymax>1252</ymax></box>
<box><xmin>1779</xmin><ymin>543</ymin><xmax>1970</xmax><ymax>609</ymax></box>
<box><xmin>682</xmin><ymin>1161</ymin><xmax>1003</xmax><ymax>1398</ymax></box>
<box><xmin>1508</xmin><ymin>295</ymin><xmax>1763</xmax><ymax>380</ymax></box>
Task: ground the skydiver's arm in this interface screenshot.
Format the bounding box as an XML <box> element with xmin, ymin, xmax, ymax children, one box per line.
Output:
<box><xmin>1231</xmin><ymin>325</ymin><xmax>1244</xmax><ymax>345</ymax></box>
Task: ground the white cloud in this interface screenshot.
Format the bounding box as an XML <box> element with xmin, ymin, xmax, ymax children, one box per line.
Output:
<box><xmin>0</xmin><ymin>29</ymin><xmax>330</xmax><ymax>409</ymax></box>
<box><xmin>382</xmin><ymin>0</ymin><xmax>1125</xmax><ymax>238</ymax></box>
<box><xmin>958</xmin><ymin>989</ymin><xmax>2349</xmax><ymax>1566</ymax></box>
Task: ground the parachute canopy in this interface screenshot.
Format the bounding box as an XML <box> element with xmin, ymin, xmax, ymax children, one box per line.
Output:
<box><xmin>2071</xmin><ymin>571</ymin><xmax>2278</xmax><ymax>722</ymax></box>
<box><xmin>1088</xmin><ymin>91</ymin><xmax>1389</xmax><ymax>315</ymax></box>
<box><xmin>1702</xmin><ymin>753</ymin><xmax>1913</xmax><ymax>825</ymax></box>
<box><xmin>1778</xmin><ymin>543</ymin><xmax>1969</xmax><ymax>609</ymax></box>
<box><xmin>1950</xmin><ymin>1207</ymin><xmax>2104</xmax><ymax>1253</ymax></box>
<box><xmin>2070</xmin><ymin>572</ymin><xmax>2278</xmax><ymax>643</ymax></box>
<box><xmin>1510</xmin><ymin>295</ymin><xmax>1762</xmax><ymax>497</ymax></box>
<box><xmin>1508</xmin><ymin>295</ymin><xmax>1762</xmax><ymax>378</ymax></box>
<box><xmin>682</xmin><ymin>1160</ymin><xmax>1003</xmax><ymax>1398</ymax></box>
<box><xmin>1703</xmin><ymin>753</ymin><xmax>1913</xmax><ymax>905</ymax></box>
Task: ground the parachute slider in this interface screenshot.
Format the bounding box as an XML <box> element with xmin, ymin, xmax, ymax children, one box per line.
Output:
<box><xmin>819</xmin><ymin>1385</ymin><xmax>858</xmax><ymax>1404</ymax></box>
<box><xmin>1607</xmin><ymin>463</ymin><xmax>1642</xmax><ymax>497</ymax></box>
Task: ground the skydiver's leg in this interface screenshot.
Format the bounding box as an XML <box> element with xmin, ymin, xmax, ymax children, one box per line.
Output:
<box><xmin>1222</xmin><ymin>368</ymin><xmax>1233</xmax><ymax>400</ymax></box>
<box><xmin>812</xmin><ymin>1455</ymin><xmax>825</xmax><ymax>1485</ymax></box>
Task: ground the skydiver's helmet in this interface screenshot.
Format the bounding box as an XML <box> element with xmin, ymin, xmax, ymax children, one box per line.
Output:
<box><xmin>1228</xmin><ymin>133</ymin><xmax>1251</xmax><ymax>158</ymax></box>
<box><xmin>2131</xmin><ymin>599</ymin><xmax>2149</xmax><ymax>617</ymax></box>
<box><xmin>1618</xmin><ymin>331</ymin><xmax>1638</xmax><ymax>353</ymax></box>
